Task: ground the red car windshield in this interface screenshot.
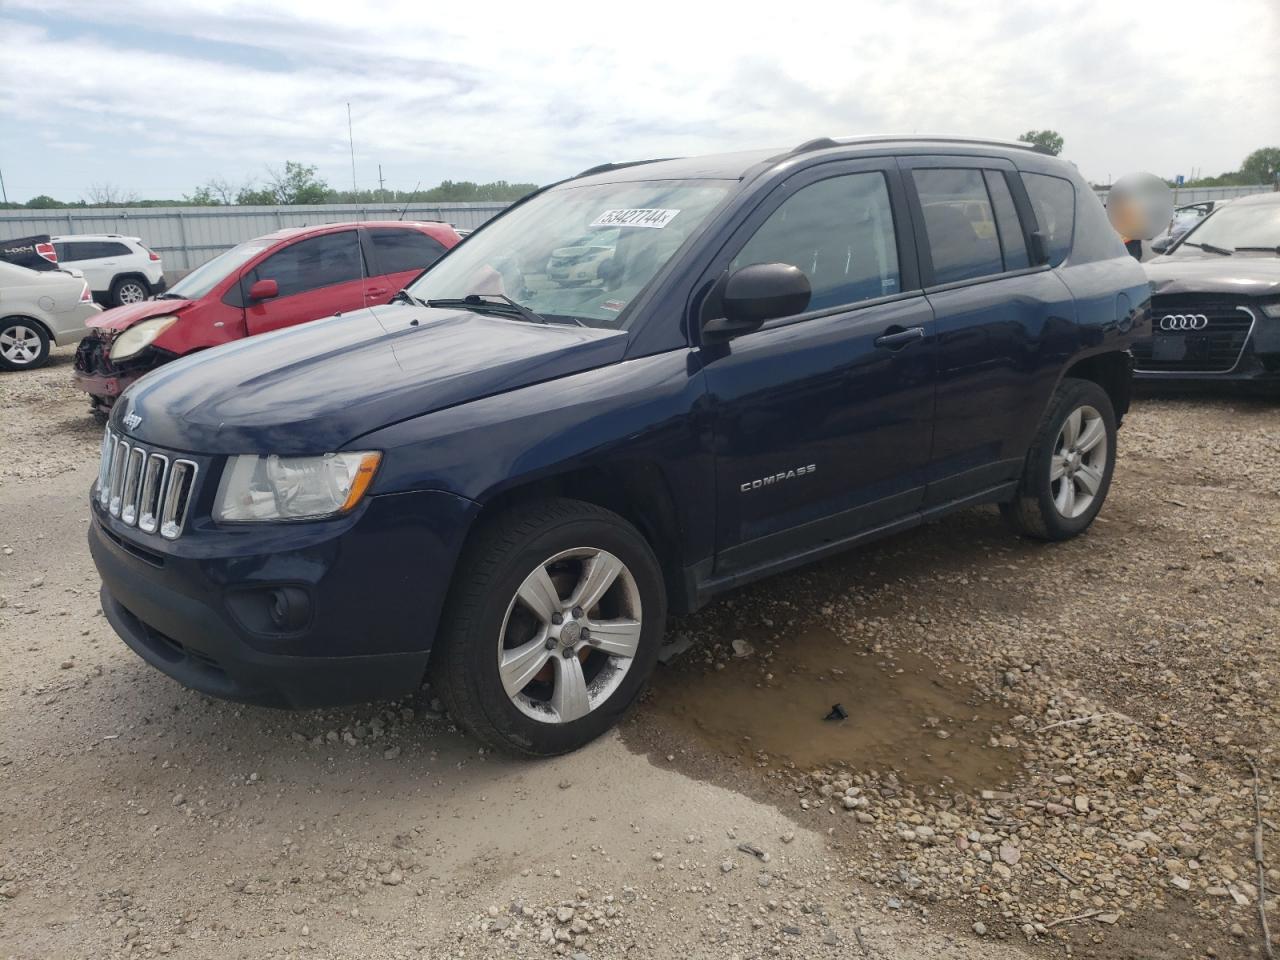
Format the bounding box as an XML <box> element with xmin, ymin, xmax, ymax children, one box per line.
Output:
<box><xmin>161</xmin><ymin>239</ymin><xmax>273</xmax><ymax>300</ymax></box>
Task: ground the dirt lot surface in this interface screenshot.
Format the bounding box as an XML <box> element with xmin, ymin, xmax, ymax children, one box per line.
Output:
<box><xmin>1</xmin><ymin>349</ymin><xmax>1277</xmax><ymax>960</ymax></box>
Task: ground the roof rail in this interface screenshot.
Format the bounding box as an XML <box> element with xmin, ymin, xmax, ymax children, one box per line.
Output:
<box><xmin>790</xmin><ymin>134</ymin><xmax>1044</xmax><ymax>156</ymax></box>
<box><xmin>575</xmin><ymin>157</ymin><xmax>680</xmax><ymax>179</ymax></box>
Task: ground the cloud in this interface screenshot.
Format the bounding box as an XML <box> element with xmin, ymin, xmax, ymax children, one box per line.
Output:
<box><xmin>0</xmin><ymin>0</ymin><xmax>1277</xmax><ymax>200</ymax></box>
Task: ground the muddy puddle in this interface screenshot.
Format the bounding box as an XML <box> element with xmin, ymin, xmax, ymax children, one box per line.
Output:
<box><xmin>637</xmin><ymin>626</ymin><xmax>1018</xmax><ymax>794</ymax></box>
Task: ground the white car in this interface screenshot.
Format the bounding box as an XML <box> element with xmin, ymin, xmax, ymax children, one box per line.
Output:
<box><xmin>51</xmin><ymin>234</ymin><xmax>165</xmax><ymax>307</ymax></box>
<box><xmin>0</xmin><ymin>260</ymin><xmax>102</xmax><ymax>371</ymax></box>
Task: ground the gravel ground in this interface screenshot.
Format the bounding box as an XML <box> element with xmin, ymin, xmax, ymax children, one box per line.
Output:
<box><xmin>1</xmin><ymin>348</ymin><xmax>1276</xmax><ymax>960</ymax></box>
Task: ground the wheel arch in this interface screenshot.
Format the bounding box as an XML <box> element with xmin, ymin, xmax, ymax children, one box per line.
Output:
<box><xmin>470</xmin><ymin>462</ymin><xmax>690</xmax><ymax>614</ymax></box>
<box><xmin>0</xmin><ymin>313</ymin><xmax>54</xmax><ymax>340</ymax></box>
<box><xmin>1061</xmin><ymin>350</ymin><xmax>1132</xmax><ymax>423</ymax></box>
<box><xmin>111</xmin><ymin>272</ymin><xmax>153</xmax><ymax>294</ymax></box>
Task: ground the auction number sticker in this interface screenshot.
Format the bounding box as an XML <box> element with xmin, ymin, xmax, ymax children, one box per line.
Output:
<box><xmin>591</xmin><ymin>208</ymin><xmax>680</xmax><ymax>229</ymax></box>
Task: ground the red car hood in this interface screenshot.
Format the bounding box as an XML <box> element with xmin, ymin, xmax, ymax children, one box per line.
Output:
<box><xmin>88</xmin><ymin>298</ymin><xmax>191</xmax><ymax>333</ymax></box>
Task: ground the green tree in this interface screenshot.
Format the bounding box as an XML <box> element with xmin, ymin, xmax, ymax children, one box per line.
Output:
<box><xmin>1240</xmin><ymin>147</ymin><xmax>1280</xmax><ymax>185</ymax></box>
<box><xmin>265</xmin><ymin>161</ymin><xmax>330</xmax><ymax>204</ymax></box>
<box><xmin>24</xmin><ymin>194</ymin><xmax>61</xmax><ymax>208</ymax></box>
<box><xmin>235</xmin><ymin>185</ymin><xmax>277</xmax><ymax>205</ymax></box>
<box><xmin>1018</xmin><ymin>129</ymin><xmax>1064</xmax><ymax>156</ymax></box>
<box><xmin>183</xmin><ymin>185</ymin><xmax>222</xmax><ymax>206</ymax></box>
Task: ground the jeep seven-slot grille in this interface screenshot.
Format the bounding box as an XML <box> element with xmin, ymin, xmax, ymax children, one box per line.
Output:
<box><xmin>96</xmin><ymin>428</ymin><xmax>196</xmax><ymax>539</ymax></box>
<box><xmin>1131</xmin><ymin>296</ymin><xmax>1256</xmax><ymax>373</ymax></box>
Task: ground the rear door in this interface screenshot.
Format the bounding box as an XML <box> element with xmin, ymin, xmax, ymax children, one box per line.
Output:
<box><xmin>363</xmin><ymin>227</ymin><xmax>449</xmax><ymax>305</ymax></box>
<box><xmin>240</xmin><ymin>230</ymin><xmax>368</xmax><ymax>336</ymax></box>
<box><xmin>900</xmin><ymin>157</ymin><xmax>1076</xmax><ymax>505</ymax></box>
<box><xmin>700</xmin><ymin>160</ymin><xmax>936</xmax><ymax>574</ymax></box>
<box><xmin>80</xmin><ymin>240</ymin><xmax>134</xmax><ymax>292</ymax></box>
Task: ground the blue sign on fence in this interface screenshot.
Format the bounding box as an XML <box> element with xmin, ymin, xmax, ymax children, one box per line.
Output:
<box><xmin>1175</xmin><ymin>175</ymin><xmax>1185</xmax><ymax>186</ymax></box>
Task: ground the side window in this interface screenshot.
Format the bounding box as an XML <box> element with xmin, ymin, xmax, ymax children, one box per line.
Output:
<box><xmin>983</xmin><ymin>171</ymin><xmax>1030</xmax><ymax>271</ymax></box>
<box><xmin>369</xmin><ymin>228</ymin><xmax>447</xmax><ymax>275</ymax></box>
<box><xmin>732</xmin><ymin>172</ymin><xmax>900</xmax><ymax>312</ymax></box>
<box><xmin>58</xmin><ymin>241</ymin><xmax>92</xmax><ymax>262</ymax></box>
<box><xmin>104</xmin><ymin>241</ymin><xmax>133</xmax><ymax>258</ymax></box>
<box><xmin>912</xmin><ymin>169</ymin><xmax>1004</xmax><ymax>284</ymax></box>
<box><xmin>247</xmin><ymin>232</ymin><xmax>365</xmax><ymax>299</ymax></box>
<box><xmin>1022</xmin><ymin>173</ymin><xmax>1075</xmax><ymax>266</ymax></box>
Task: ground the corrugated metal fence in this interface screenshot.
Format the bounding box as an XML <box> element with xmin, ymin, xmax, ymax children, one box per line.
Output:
<box><xmin>0</xmin><ymin>202</ymin><xmax>511</xmax><ymax>274</ymax></box>
<box><xmin>0</xmin><ymin>184</ymin><xmax>1273</xmax><ymax>276</ymax></box>
<box><xmin>1093</xmin><ymin>183</ymin><xmax>1272</xmax><ymax>206</ymax></box>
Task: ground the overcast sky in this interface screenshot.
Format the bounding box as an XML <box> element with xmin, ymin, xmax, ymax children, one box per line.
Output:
<box><xmin>1</xmin><ymin>0</ymin><xmax>1277</xmax><ymax>203</ymax></box>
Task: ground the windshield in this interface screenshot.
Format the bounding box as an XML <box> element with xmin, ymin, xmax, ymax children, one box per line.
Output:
<box><xmin>165</xmin><ymin>239</ymin><xmax>273</xmax><ymax>299</ymax></box>
<box><xmin>406</xmin><ymin>180</ymin><xmax>729</xmax><ymax>327</ymax></box>
<box><xmin>1171</xmin><ymin>201</ymin><xmax>1280</xmax><ymax>256</ymax></box>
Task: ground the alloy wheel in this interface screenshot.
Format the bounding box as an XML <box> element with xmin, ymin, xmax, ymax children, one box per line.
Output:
<box><xmin>0</xmin><ymin>326</ymin><xmax>43</xmax><ymax>365</ymax></box>
<box><xmin>117</xmin><ymin>282</ymin><xmax>147</xmax><ymax>304</ymax></box>
<box><xmin>498</xmin><ymin>547</ymin><xmax>642</xmax><ymax>724</ymax></box>
<box><xmin>1050</xmin><ymin>404</ymin><xmax>1107</xmax><ymax>519</ymax></box>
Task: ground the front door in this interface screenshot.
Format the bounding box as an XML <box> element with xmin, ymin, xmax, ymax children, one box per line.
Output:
<box><xmin>242</xmin><ymin>229</ymin><xmax>369</xmax><ymax>336</ymax></box>
<box><xmin>699</xmin><ymin>161</ymin><xmax>937</xmax><ymax>575</ymax></box>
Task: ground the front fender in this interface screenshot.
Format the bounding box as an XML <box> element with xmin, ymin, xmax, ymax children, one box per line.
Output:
<box><xmin>354</xmin><ymin>350</ymin><xmax>714</xmax><ymax>569</ymax></box>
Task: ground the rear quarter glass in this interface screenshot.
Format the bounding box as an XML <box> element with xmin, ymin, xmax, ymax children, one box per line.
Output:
<box><xmin>1021</xmin><ymin>173</ymin><xmax>1075</xmax><ymax>266</ymax></box>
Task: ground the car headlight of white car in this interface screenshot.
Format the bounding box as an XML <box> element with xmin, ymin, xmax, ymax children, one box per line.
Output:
<box><xmin>109</xmin><ymin>316</ymin><xmax>178</xmax><ymax>361</ymax></box>
<box><xmin>1260</xmin><ymin>302</ymin><xmax>1280</xmax><ymax>319</ymax></box>
<box><xmin>214</xmin><ymin>452</ymin><xmax>382</xmax><ymax>522</ymax></box>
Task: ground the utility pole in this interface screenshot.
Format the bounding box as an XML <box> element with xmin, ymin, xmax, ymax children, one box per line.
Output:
<box><xmin>347</xmin><ymin>102</ymin><xmax>357</xmax><ymax>194</ymax></box>
<box><xmin>0</xmin><ymin>163</ymin><xmax>7</xmax><ymax>204</ymax></box>
<box><xmin>378</xmin><ymin>164</ymin><xmax>385</xmax><ymax>200</ymax></box>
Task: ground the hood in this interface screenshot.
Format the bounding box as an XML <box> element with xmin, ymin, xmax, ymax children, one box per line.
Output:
<box><xmin>112</xmin><ymin>303</ymin><xmax>628</xmax><ymax>455</ymax></box>
<box><xmin>1144</xmin><ymin>256</ymin><xmax>1280</xmax><ymax>298</ymax></box>
<box><xmin>89</xmin><ymin>298</ymin><xmax>192</xmax><ymax>332</ymax></box>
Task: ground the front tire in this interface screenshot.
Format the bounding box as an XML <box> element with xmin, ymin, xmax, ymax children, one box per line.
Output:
<box><xmin>1001</xmin><ymin>378</ymin><xmax>1117</xmax><ymax>541</ymax></box>
<box><xmin>110</xmin><ymin>277</ymin><xmax>149</xmax><ymax>306</ymax></box>
<box><xmin>432</xmin><ymin>499</ymin><xmax>667</xmax><ymax>756</ymax></box>
<box><xmin>0</xmin><ymin>318</ymin><xmax>51</xmax><ymax>371</ymax></box>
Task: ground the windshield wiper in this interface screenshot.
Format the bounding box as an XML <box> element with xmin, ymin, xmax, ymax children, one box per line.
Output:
<box><xmin>1182</xmin><ymin>241</ymin><xmax>1234</xmax><ymax>256</ymax></box>
<box><xmin>390</xmin><ymin>289</ymin><xmax>427</xmax><ymax>307</ymax></box>
<box><xmin>427</xmin><ymin>293</ymin><xmax>548</xmax><ymax>325</ymax></box>
<box><xmin>1233</xmin><ymin>246</ymin><xmax>1280</xmax><ymax>254</ymax></box>
<box><xmin>156</xmin><ymin>292</ymin><xmax>187</xmax><ymax>300</ymax></box>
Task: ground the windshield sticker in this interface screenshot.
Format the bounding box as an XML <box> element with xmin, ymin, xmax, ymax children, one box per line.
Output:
<box><xmin>591</xmin><ymin>208</ymin><xmax>680</xmax><ymax>229</ymax></box>
<box><xmin>601</xmin><ymin>299</ymin><xmax>626</xmax><ymax>312</ymax></box>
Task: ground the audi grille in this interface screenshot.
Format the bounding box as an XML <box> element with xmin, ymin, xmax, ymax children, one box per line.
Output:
<box><xmin>1132</xmin><ymin>295</ymin><xmax>1256</xmax><ymax>373</ymax></box>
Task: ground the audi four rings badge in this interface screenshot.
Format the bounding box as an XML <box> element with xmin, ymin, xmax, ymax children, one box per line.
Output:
<box><xmin>1160</xmin><ymin>314</ymin><xmax>1209</xmax><ymax>331</ymax></box>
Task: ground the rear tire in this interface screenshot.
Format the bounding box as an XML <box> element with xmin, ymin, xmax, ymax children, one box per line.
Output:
<box><xmin>1000</xmin><ymin>378</ymin><xmax>1117</xmax><ymax>541</ymax></box>
<box><xmin>431</xmin><ymin>498</ymin><xmax>666</xmax><ymax>756</ymax></box>
<box><xmin>110</xmin><ymin>277</ymin><xmax>149</xmax><ymax>306</ymax></box>
<box><xmin>0</xmin><ymin>318</ymin><xmax>51</xmax><ymax>371</ymax></box>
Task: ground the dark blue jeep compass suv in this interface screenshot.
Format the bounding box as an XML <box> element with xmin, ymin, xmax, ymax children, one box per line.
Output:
<box><xmin>89</xmin><ymin>136</ymin><xmax>1150</xmax><ymax>755</ymax></box>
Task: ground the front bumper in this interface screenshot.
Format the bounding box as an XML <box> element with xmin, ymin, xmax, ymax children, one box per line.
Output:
<box><xmin>72</xmin><ymin>335</ymin><xmax>151</xmax><ymax>402</ymax></box>
<box><xmin>90</xmin><ymin>488</ymin><xmax>479</xmax><ymax>708</ymax></box>
<box><xmin>72</xmin><ymin>369</ymin><xmax>140</xmax><ymax>402</ymax></box>
<box><xmin>1132</xmin><ymin>347</ymin><xmax>1280</xmax><ymax>391</ymax></box>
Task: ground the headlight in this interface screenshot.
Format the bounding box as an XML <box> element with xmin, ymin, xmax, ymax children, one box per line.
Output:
<box><xmin>214</xmin><ymin>452</ymin><xmax>382</xmax><ymax>522</ymax></box>
<box><xmin>1260</xmin><ymin>302</ymin><xmax>1280</xmax><ymax>319</ymax></box>
<box><xmin>110</xmin><ymin>316</ymin><xmax>178</xmax><ymax>361</ymax></box>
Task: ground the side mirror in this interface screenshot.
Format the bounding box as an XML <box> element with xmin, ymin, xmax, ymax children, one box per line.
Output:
<box><xmin>702</xmin><ymin>263</ymin><xmax>811</xmax><ymax>343</ymax></box>
<box><xmin>1150</xmin><ymin>237</ymin><xmax>1172</xmax><ymax>254</ymax></box>
<box><xmin>247</xmin><ymin>278</ymin><xmax>279</xmax><ymax>302</ymax></box>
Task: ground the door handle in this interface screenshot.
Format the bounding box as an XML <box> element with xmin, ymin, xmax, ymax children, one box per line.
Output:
<box><xmin>366</xmin><ymin>286</ymin><xmax>389</xmax><ymax>296</ymax></box>
<box><xmin>874</xmin><ymin>325</ymin><xmax>926</xmax><ymax>350</ymax></box>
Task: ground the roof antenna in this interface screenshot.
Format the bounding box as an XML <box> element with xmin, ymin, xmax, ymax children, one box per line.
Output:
<box><xmin>397</xmin><ymin>181</ymin><xmax>421</xmax><ymax>221</ymax></box>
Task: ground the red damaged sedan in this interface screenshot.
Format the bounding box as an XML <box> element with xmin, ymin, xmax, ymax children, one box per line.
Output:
<box><xmin>74</xmin><ymin>220</ymin><xmax>460</xmax><ymax>412</ymax></box>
